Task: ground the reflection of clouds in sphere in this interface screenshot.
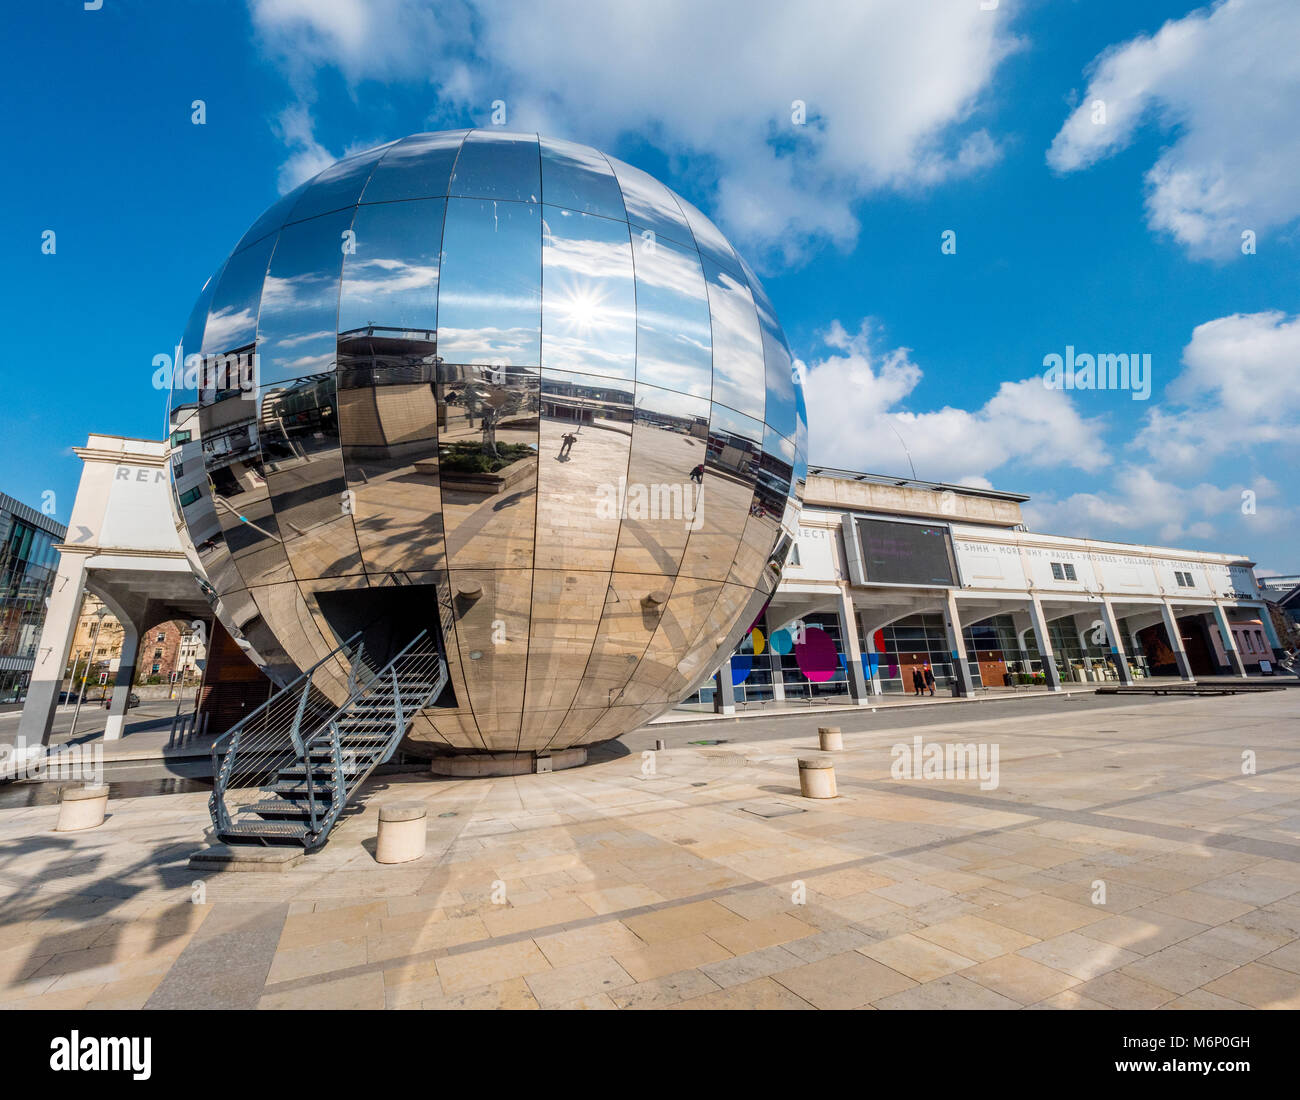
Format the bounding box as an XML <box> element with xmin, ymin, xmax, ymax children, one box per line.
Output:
<box><xmin>168</xmin><ymin>130</ymin><xmax>807</xmax><ymax>754</ymax></box>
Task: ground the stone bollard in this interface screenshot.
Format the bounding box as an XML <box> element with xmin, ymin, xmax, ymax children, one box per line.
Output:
<box><xmin>798</xmin><ymin>757</ymin><xmax>837</xmax><ymax>799</ymax></box>
<box><xmin>818</xmin><ymin>726</ymin><xmax>843</xmax><ymax>751</ymax></box>
<box><xmin>375</xmin><ymin>802</ymin><xmax>428</xmax><ymax>864</ymax></box>
<box><xmin>56</xmin><ymin>786</ymin><xmax>109</xmax><ymax>832</ymax></box>
<box><xmin>655</xmin><ymin>739</ymin><xmax>666</xmax><ymax>751</ymax></box>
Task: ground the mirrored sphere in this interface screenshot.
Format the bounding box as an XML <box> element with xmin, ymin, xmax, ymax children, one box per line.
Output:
<box><xmin>168</xmin><ymin>130</ymin><xmax>807</xmax><ymax>754</ymax></box>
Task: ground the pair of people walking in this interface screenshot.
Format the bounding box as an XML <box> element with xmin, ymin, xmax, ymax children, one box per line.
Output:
<box><xmin>911</xmin><ymin>665</ymin><xmax>935</xmax><ymax>697</ymax></box>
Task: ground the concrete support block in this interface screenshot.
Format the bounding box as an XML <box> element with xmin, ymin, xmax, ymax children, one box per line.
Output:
<box><xmin>798</xmin><ymin>757</ymin><xmax>837</xmax><ymax>799</ymax></box>
<box><xmin>376</xmin><ymin>803</ymin><xmax>428</xmax><ymax>864</ymax></box>
<box><xmin>818</xmin><ymin>726</ymin><xmax>843</xmax><ymax>751</ymax></box>
<box><xmin>56</xmin><ymin>785</ymin><xmax>108</xmax><ymax>831</ymax></box>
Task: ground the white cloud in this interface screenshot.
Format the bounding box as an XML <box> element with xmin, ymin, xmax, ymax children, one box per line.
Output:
<box><xmin>272</xmin><ymin>105</ymin><xmax>337</xmax><ymax>192</ymax></box>
<box><xmin>1023</xmin><ymin>468</ymin><xmax>1284</xmax><ymax>547</ymax></box>
<box><xmin>801</xmin><ymin>320</ymin><xmax>1109</xmax><ymax>483</ymax></box>
<box><xmin>249</xmin><ymin>0</ymin><xmax>1022</xmax><ymax>263</ymax></box>
<box><xmin>1136</xmin><ymin>310</ymin><xmax>1300</xmax><ymax>470</ymax></box>
<box><xmin>1047</xmin><ymin>0</ymin><xmax>1300</xmax><ymax>258</ymax></box>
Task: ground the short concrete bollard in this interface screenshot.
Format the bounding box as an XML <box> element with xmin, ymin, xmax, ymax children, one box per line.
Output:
<box><xmin>375</xmin><ymin>803</ymin><xmax>427</xmax><ymax>864</ymax></box>
<box><xmin>818</xmin><ymin>726</ymin><xmax>843</xmax><ymax>751</ymax></box>
<box><xmin>56</xmin><ymin>786</ymin><xmax>109</xmax><ymax>832</ymax></box>
<box><xmin>655</xmin><ymin>739</ymin><xmax>666</xmax><ymax>751</ymax></box>
<box><xmin>798</xmin><ymin>757</ymin><xmax>837</xmax><ymax>799</ymax></box>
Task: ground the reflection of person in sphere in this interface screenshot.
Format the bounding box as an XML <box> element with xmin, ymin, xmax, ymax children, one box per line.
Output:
<box><xmin>558</xmin><ymin>431</ymin><xmax>578</xmax><ymax>459</ymax></box>
<box><xmin>689</xmin><ymin>463</ymin><xmax>704</xmax><ymax>484</ymax></box>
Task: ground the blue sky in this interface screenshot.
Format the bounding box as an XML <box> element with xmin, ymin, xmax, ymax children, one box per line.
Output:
<box><xmin>5</xmin><ymin>0</ymin><xmax>1297</xmax><ymax>570</ymax></box>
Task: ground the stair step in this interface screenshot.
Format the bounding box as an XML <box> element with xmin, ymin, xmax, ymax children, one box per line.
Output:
<box><xmin>245</xmin><ymin>800</ymin><xmax>320</xmax><ymax>818</ymax></box>
<box><xmin>270</xmin><ymin>781</ymin><xmax>339</xmax><ymax>798</ymax></box>
<box><xmin>220</xmin><ymin>820</ymin><xmax>313</xmax><ymax>840</ymax></box>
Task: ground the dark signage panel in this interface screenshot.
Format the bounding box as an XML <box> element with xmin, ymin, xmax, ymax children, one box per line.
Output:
<box><xmin>856</xmin><ymin>518</ymin><xmax>957</xmax><ymax>586</ymax></box>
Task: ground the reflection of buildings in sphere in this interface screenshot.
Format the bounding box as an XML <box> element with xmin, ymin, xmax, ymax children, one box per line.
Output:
<box><xmin>168</xmin><ymin>130</ymin><xmax>808</xmax><ymax>755</ymax></box>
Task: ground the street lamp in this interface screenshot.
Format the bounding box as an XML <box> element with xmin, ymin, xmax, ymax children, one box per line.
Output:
<box><xmin>69</xmin><ymin>605</ymin><xmax>111</xmax><ymax>738</ymax></box>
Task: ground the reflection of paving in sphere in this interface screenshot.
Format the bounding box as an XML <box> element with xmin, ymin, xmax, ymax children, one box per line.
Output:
<box><xmin>168</xmin><ymin>130</ymin><xmax>807</xmax><ymax>754</ymax></box>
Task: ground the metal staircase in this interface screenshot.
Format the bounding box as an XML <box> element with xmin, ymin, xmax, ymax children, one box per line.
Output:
<box><xmin>208</xmin><ymin>629</ymin><xmax>445</xmax><ymax>851</ymax></box>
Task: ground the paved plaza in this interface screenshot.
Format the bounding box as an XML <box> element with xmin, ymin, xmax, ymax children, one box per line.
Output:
<box><xmin>2</xmin><ymin>691</ymin><xmax>1299</xmax><ymax>1010</ymax></box>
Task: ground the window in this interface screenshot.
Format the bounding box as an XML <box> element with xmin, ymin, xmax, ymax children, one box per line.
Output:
<box><xmin>789</xmin><ymin>543</ymin><xmax>802</xmax><ymax>566</ymax></box>
<box><xmin>178</xmin><ymin>487</ymin><xmax>201</xmax><ymax>507</ymax></box>
<box><xmin>1242</xmin><ymin>632</ymin><xmax>1255</xmax><ymax>652</ymax></box>
<box><xmin>156</xmin><ymin>633</ymin><xmax>166</xmax><ymax>642</ymax></box>
<box><xmin>170</xmin><ymin>429</ymin><xmax>192</xmax><ymax>447</ymax></box>
<box><xmin>1174</xmin><ymin>570</ymin><xmax>1194</xmax><ymax>587</ymax></box>
<box><xmin>151</xmin><ymin>663</ymin><xmax>161</xmax><ymax>674</ymax></box>
<box><xmin>1050</xmin><ymin>562</ymin><xmax>1077</xmax><ymax>581</ymax></box>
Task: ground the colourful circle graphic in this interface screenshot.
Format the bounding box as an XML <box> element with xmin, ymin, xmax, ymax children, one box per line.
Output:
<box><xmin>795</xmin><ymin>626</ymin><xmax>838</xmax><ymax>683</ymax></box>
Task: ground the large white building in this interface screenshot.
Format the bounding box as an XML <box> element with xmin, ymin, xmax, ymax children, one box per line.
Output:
<box><xmin>695</xmin><ymin>467</ymin><xmax>1279</xmax><ymax>712</ymax></box>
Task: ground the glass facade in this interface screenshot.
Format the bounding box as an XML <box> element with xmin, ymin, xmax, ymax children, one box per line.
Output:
<box><xmin>0</xmin><ymin>494</ymin><xmax>65</xmax><ymax>703</ymax></box>
<box><xmin>169</xmin><ymin>130</ymin><xmax>806</xmax><ymax>754</ymax></box>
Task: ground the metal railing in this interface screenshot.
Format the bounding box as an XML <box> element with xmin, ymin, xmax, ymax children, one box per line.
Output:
<box><xmin>208</xmin><ymin>631</ymin><xmax>370</xmax><ymax>835</ymax></box>
<box><xmin>208</xmin><ymin>629</ymin><xmax>446</xmax><ymax>849</ymax></box>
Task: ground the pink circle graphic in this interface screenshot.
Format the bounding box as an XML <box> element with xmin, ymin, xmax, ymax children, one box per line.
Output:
<box><xmin>795</xmin><ymin>626</ymin><xmax>839</xmax><ymax>683</ymax></box>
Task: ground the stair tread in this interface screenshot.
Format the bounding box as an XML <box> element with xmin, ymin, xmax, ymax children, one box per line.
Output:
<box><xmin>221</xmin><ymin>820</ymin><xmax>312</xmax><ymax>838</ymax></box>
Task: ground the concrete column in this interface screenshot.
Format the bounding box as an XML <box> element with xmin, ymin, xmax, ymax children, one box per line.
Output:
<box><xmin>1258</xmin><ymin>604</ymin><xmax>1283</xmax><ymax>653</ymax></box>
<box><xmin>1160</xmin><ymin>601</ymin><xmax>1196</xmax><ymax>682</ymax></box>
<box><xmin>942</xmin><ymin>590</ymin><xmax>976</xmax><ymax>697</ymax></box>
<box><xmin>837</xmin><ymin>588</ymin><xmax>870</xmax><ymax>705</ymax></box>
<box><xmin>1071</xmin><ymin>615</ymin><xmax>1094</xmax><ymax>674</ymax></box>
<box><xmin>713</xmin><ymin>657</ymin><xmax>736</xmax><ymax>715</ymax></box>
<box><xmin>1213</xmin><ymin>603</ymin><xmax>1247</xmax><ymax>677</ymax></box>
<box><xmin>862</xmin><ymin>618</ymin><xmax>883</xmax><ymax>695</ymax></box>
<box><xmin>1099</xmin><ymin>600</ymin><xmax>1134</xmax><ymax>685</ymax></box>
<box><xmin>1027</xmin><ymin>595</ymin><xmax>1063</xmax><ymax>691</ymax></box>
<box><xmin>103</xmin><ymin>619</ymin><xmax>140</xmax><ymax>741</ymax></box>
<box><xmin>768</xmin><ymin>616</ymin><xmax>786</xmax><ymax>701</ymax></box>
<box><xmin>17</xmin><ymin>551</ymin><xmax>90</xmax><ymax>747</ymax></box>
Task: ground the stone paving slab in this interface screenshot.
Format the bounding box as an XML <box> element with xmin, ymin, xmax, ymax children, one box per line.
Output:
<box><xmin>1</xmin><ymin>692</ymin><xmax>1299</xmax><ymax>1009</ymax></box>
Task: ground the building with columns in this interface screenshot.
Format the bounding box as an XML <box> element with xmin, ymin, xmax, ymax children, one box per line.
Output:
<box><xmin>697</xmin><ymin>468</ymin><xmax>1280</xmax><ymax>712</ymax></box>
<box><xmin>16</xmin><ymin>435</ymin><xmax>1282</xmax><ymax>743</ymax></box>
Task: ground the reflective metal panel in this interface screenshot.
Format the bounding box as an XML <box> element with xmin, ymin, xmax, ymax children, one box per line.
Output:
<box><xmin>674</xmin><ymin>193</ymin><xmax>742</xmax><ymax>279</ymax></box>
<box><xmin>612</xmin><ymin>383</ymin><xmax>708</xmax><ymax>576</ymax></box>
<box><xmin>202</xmin><ymin>233</ymin><xmax>275</xmax><ymax>357</ymax></box>
<box><xmin>540</xmin><ymin>136</ymin><xmax>626</xmax><ymax>220</ymax></box>
<box><xmin>233</xmin><ymin>181</ymin><xmax>309</xmax><ymax>256</ymax></box>
<box><xmin>256</xmin><ymin>210</ymin><xmax>353</xmax><ymax>388</ymax></box>
<box><xmin>536</xmin><ymin>369</ymin><xmax>632</xmax><ymax>572</ymax></box>
<box><xmin>676</xmin><ymin>403</ymin><xmax>762</xmax><ymax>582</ymax></box>
<box><xmin>262</xmin><ymin>373</ymin><xmax>364</xmax><ymax>579</ymax></box>
<box><xmin>740</xmin><ymin>257</ymin><xmax>798</xmax><ymax>443</ymax></box>
<box><xmin>199</xmin><ymin>388</ymin><xmax>295</xmax><ymax>592</ymax></box>
<box><xmin>436</xmin><ymin>364</ymin><xmax>540</xmax><ymax>571</ymax></box>
<box><xmin>448</xmin><ymin>131</ymin><xmax>540</xmax><ymax>202</ymax></box>
<box><xmin>570</xmin><ymin>572</ymin><xmax>663</xmax><ymax>709</ymax></box>
<box><xmin>437</xmin><ymin>199</ymin><xmax>541</xmax><ymax>365</ymax></box>
<box><xmin>338</xmin><ymin>199</ymin><xmax>443</xmax><ymax>336</ymax></box>
<box><xmin>541</xmin><ymin>208</ymin><xmax>636</xmax><ymax>382</ymax></box>
<box><xmin>287</xmin><ymin>142</ymin><xmax>392</xmax><ymax>223</ymax></box>
<box><xmin>447</xmin><ymin>567</ymin><xmax>529</xmax><ymax>745</ymax></box>
<box><xmin>361</xmin><ymin>131</ymin><xmax>467</xmax><ymax>204</ymax></box>
<box><xmin>703</xmin><ymin>257</ymin><xmax>766</xmax><ymax>420</ymax></box>
<box><xmin>336</xmin><ymin>199</ymin><xmax>446</xmax><ymax>572</ymax></box>
<box><xmin>519</xmin><ymin>568</ymin><xmax>608</xmax><ymax>748</ymax></box>
<box><xmin>630</xmin><ymin>230</ymin><xmax>712</xmax><ymax>399</ymax></box>
<box><xmin>620</xmin><ymin>574</ymin><xmax>724</xmax><ymax>706</ymax></box>
<box><xmin>604</xmin><ymin>154</ymin><xmax>694</xmax><ymax>247</ymax></box>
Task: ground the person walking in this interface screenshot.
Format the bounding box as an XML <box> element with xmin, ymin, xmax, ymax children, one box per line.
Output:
<box><xmin>923</xmin><ymin>665</ymin><xmax>936</xmax><ymax>697</ymax></box>
<box><xmin>689</xmin><ymin>463</ymin><xmax>704</xmax><ymax>484</ymax></box>
<box><xmin>911</xmin><ymin>668</ymin><xmax>925</xmax><ymax>697</ymax></box>
<box><xmin>558</xmin><ymin>431</ymin><xmax>577</xmax><ymax>458</ymax></box>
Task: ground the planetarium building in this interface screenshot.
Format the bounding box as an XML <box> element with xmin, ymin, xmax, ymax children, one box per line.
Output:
<box><xmin>169</xmin><ymin>130</ymin><xmax>807</xmax><ymax>758</ymax></box>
